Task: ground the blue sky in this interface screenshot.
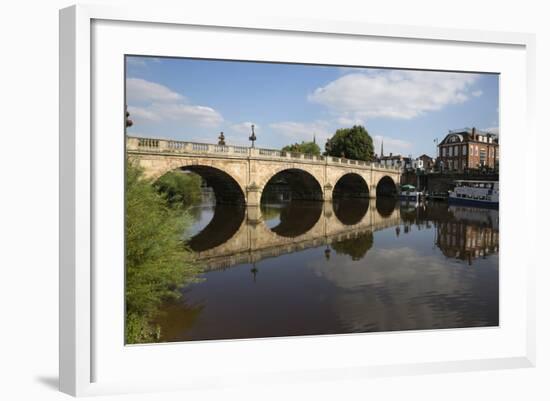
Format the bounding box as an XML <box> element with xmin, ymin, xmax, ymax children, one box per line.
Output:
<box><xmin>125</xmin><ymin>56</ymin><xmax>499</xmax><ymax>158</ymax></box>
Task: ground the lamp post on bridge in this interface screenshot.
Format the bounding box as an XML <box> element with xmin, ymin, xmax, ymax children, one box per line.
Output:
<box><xmin>249</xmin><ymin>124</ymin><xmax>257</xmax><ymax>148</ymax></box>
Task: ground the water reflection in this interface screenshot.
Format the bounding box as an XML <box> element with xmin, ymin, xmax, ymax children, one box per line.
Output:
<box><xmin>376</xmin><ymin>197</ymin><xmax>398</xmax><ymax>217</ymax></box>
<box><xmin>187</xmin><ymin>203</ymin><xmax>246</xmax><ymax>252</ymax></box>
<box><xmin>333</xmin><ymin>198</ymin><xmax>370</xmax><ymax>225</ymax></box>
<box><xmin>261</xmin><ymin>200</ymin><xmax>322</xmax><ymax>237</ymax></box>
<box><xmin>331</xmin><ymin>231</ymin><xmax>373</xmax><ymax>260</ymax></box>
<box><xmin>158</xmin><ymin>198</ymin><xmax>499</xmax><ymax>342</ymax></box>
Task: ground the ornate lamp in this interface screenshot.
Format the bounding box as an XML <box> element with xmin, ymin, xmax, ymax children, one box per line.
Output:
<box><xmin>248</xmin><ymin>124</ymin><xmax>257</xmax><ymax>148</ymax></box>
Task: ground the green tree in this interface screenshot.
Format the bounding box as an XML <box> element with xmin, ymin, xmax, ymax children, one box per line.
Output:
<box><xmin>153</xmin><ymin>170</ymin><xmax>203</xmax><ymax>209</ymax></box>
<box><xmin>125</xmin><ymin>162</ymin><xmax>202</xmax><ymax>343</ymax></box>
<box><xmin>325</xmin><ymin>125</ymin><xmax>374</xmax><ymax>161</ymax></box>
<box><xmin>282</xmin><ymin>141</ymin><xmax>321</xmax><ymax>156</ymax></box>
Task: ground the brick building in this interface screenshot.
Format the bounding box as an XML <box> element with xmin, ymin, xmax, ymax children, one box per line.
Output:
<box><xmin>417</xmin><ymin>154</ymin><xmax>435</xmax><ymax>171</ymax></box>
<box><xmin>436</xmin><ymin>128</ymin><xmax>499</xmax><ymax>172</ymax></box>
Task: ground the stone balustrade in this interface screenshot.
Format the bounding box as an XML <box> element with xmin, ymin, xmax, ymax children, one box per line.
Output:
<box><xmin>127</xmin><ymin>136</ymin><xmax>399</xmax><ymax>171</ymax></box>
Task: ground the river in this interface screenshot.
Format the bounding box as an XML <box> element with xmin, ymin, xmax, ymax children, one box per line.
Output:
<box><xmin>155</xmin><ymin>197</ymin><xmax>499</xmax><ymax>342</ymax></box>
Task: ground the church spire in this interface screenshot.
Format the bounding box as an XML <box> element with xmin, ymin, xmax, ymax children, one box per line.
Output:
<box><xmin>380</xmin><ymin>138</ymin><xmax>384</xmax><ymax>157</ymax></box>
<box><xmin>313</xmin><ymin>133</ymin><xmax>316</xmax><ymax>145</ymax></box>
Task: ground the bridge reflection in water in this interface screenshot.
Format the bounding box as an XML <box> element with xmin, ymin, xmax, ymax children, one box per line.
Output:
<box><xmin>188</xmin><ymin>198</ymin><xmax>401</xmax><ymax>271</ymax></box>
<box><xmin>156</xmin><ymin>197</ymin><xmax>499</xmax><ymax>342</ymax></box>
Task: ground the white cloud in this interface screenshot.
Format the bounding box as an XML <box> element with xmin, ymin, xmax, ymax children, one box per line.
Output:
<box><xmin>126</xmin><ymin>78</ymin><xmax>183</xmax><ymax>103</ymax></box>
<box><xmin>229</xmin><ymin>121</ymin><xmax>258</xmax><ymax>135</ymax></box>
<box><xmin>126</xmin><ymin>78</ymin><xmax>223</xmax><ymax>128</ymax></box>
<box><xmin>472</xmin><ymin>89</ymin><xmax>483</xmax><ymax>97</ymax></box>
<box><xmin>308</xmin><ymin>70</ymin><xmax>479</xmax><ymax>120</ymax></box>
<box><xmin>269</xmin><ymin>120</ymin><xmax>332</xmax><ymax>144</ymax></box>
<box><xmin>373</xmin><ymin>135</ymin><xmax>413</xmax><ymax>156</ymax></box>
<box><xmin>129</xmin><ymin>102</ymin><xmax>223</xmax><ymax>127</ymax></box>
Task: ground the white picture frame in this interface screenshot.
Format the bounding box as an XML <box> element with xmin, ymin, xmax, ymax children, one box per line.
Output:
<box><xmin>59</xmin><ymin>4</ymin><xmax>536</xmax><ymax>397</ymax></box>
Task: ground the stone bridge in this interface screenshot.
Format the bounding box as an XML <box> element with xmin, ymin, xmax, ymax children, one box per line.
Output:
<box><xmin>188</xmin><ymin>199</ymin><xmax>401</xmax><ymax>271</ymax></box>
<box><xmin>127</xmin><ymin>136</ymin><xmax>402</xmax><ymax>205</ymax></box>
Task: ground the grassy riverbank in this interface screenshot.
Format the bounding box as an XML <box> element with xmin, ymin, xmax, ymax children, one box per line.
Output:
<box><xmin>125</xmin><ymin>163</ymin><xmax>203</xmax><ymax>343</ymax></box>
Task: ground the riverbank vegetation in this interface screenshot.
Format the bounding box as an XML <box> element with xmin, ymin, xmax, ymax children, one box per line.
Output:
<box><xmin>125</xmin><ymin>163</ymin><xmax>203</xmax><ymax>343</ymax></box>
<box><xmin>153</xmin><ymin>170</ymin><xmax>202</xmax><ymax>208</ymax></box>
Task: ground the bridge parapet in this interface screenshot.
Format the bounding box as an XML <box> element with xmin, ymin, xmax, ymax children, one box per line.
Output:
<box><xmin>127</xmin><ymin>136</ymin><xmax>400</xmax><ymax>173</ymax></box>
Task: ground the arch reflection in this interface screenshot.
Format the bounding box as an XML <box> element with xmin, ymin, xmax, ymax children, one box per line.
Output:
<box><xmin>187</xmin><ymin>203</ymin><xmax>246</xmax><ymax>252</ymax></box>
<box><xmin>376</xmin><ymin>197</ymin><xmax>398</xmax><ymax>217</ymax></box>
<box><xmin>333</xmin><ymin>198</ymin><xmax>369</xmax><ymax>226</ymax></box>
<box><xmin>261</xmin><ymin>200</ymin><xmax>323</xmax><ymax>238</ymax></box>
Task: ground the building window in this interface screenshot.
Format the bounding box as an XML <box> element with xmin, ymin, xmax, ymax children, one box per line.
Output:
<box><xmin>463</xmin><ymin>145</ymin><xmax>467</xmax><ymax>155</ymax></box>
<box><xmin>475</xmin><ymin>145</ymin><xmax>479</xmax><ymax>156</ymax></box>
<box><xmin>480</xmin><ymin>149</ymin><xmax>487</xmax><ymax>162</ymax></box>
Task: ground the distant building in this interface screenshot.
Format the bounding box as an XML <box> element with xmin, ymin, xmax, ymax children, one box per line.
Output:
<box><xmin>437</xmin><ymin>127</ymin><xmax>499</xmax><ymax>172</ymax></box>
<box><xmin>417</xmin><ymin>154</ymin><xmax>435</xmax><ymax>171</ymax></box>
<box><xmin>379</xmin><ymin>153</ymin><xmax>408</xmax><ymax>170</ymax></box>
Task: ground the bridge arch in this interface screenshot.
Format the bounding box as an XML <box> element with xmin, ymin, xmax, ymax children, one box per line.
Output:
<box><xmin>260</xmin><ymin>168</ymin><xmax>324</xmax><ymax>203</ymax></box>
<box><xmin>333</xmin><ymin>172</ymin><xmax>370</xmax><ymax>199</ymax></box>
<box><xmin>376</xmin><ymin>175</ymin><xmax>398</xmax><ymax>197</ymax></box>
<box><xmin>177</xmin><ymin>165</ymin><xmax>246</xmax><ymax>204</ymax></box>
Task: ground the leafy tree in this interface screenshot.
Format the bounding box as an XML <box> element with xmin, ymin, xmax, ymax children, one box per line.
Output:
<box><xmin>325</xmin><ymin>125</ymin><xmax>375</xmax><ymax>161</ymax></box>
<box><xmin>125</xmin><ymin>162</ymin><xmax>202</xmax><ymax>343</ymax></box>
<box><xmin>153</xmin><ymin>170</ymin><xmax>203</xmax><ymax>208</ymax></box>
<box><xmin>282</xmin><ymin>141</ymin><xmax>321</xmax><ymax>156</ymax></box>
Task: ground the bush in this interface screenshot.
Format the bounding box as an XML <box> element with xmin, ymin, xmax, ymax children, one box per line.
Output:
<box><xmin>153</xmin><ymin>170</ymin><xmax>202</xmax><ymax>208</ymax></box>
<box><xmin>125</xmin><ymin>162</ymin><xmax>202</xmax><ymax>343</ymax></box>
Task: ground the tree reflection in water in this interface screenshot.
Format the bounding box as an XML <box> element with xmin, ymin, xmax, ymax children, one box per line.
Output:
<box><xmin>331</xmin><ymin>231</ymin><xmax>374</xmax><ymax>261</ymax></box>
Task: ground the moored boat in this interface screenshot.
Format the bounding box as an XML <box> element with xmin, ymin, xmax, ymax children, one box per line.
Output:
<box><xmin>448</xmin><ymin>180</ymin><xmax>499</xmax><ymax>208</ymax></box>
<box><xmin>400</xmin><ymin>184</ymin><xmax>422</xmax><ymax>201</ymax></box>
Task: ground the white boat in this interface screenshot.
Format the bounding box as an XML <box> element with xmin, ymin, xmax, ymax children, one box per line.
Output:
<box><xmin>399</xmin><ymin>184</ymin><xmax>422</xmax><ymax>201</ymax></box>
<box><xmin>448</xmin><ymin>180</ymin><xmax>499</xmax><ymax>208</ymax></box>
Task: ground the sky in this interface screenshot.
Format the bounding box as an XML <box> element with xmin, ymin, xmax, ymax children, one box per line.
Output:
<box><xmin>125</xmin><ymin>56</ymin><xmax>499</xmax><ymax>158</ymax></box>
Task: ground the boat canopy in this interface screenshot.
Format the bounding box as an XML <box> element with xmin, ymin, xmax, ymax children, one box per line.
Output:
<box><xmin>400</xmin><ymin>184</ymin><xmax>416</xmax><ymax>191</ymax></box>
